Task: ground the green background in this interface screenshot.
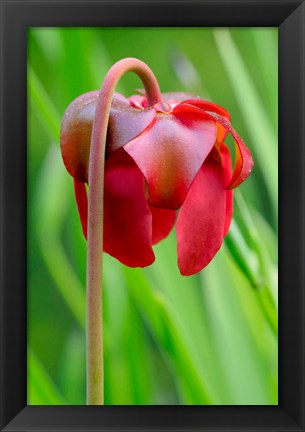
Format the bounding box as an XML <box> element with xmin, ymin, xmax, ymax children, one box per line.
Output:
<box><xmin>28</xmin><ymin>27</ymin><xmax>278</xmax><ymax>405</ymax></box>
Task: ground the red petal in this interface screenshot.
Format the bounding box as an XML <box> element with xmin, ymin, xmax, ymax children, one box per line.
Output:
<box><xmin>149</xmin><ymin>205</ymin><xmax>176</xmax><ymax>245</ymax></box>
<box><xmin>60</xmin><ymin>92</ymin><xmax>155</xmax><ymax>182</ymax></box>
<box><xmin>107</xmin><ymin>96</ymin><xmax>155</xmax><ymax>154</ymax></box>
<box><xmin>61</xmin><ymin>91</ymin><xmax>99</xmax><ymax>183</ymax></box>
<box><xmin>176</xmin><ymin>156</ymin><xmax>226</xmax><ymax>276</ymax></box>
<box><xmin>103</xmin><ymin>149</ymin><xmax>155</xmax><ymax>267</ymax></box>
<box><xmin>73</xmin><ymin>179</ymin><xmax>88</xmax><ymax>239</ymax></box>
<box><xmin>124</xmin><ymin>106</ymin><xmax>217</xmax><ymax>210</ymax></box>
<box><xmin>181</xmin><ymin>104</ymin><xmax>253</xmax><ymax>189</ymax></box>
<box><xmin>218</xmin><ymin>144</ymin><xmax>233</xmax><ymax>236</ymax></box>
<box><xmin>224</xmin><ymin>190</ymin><xmax>234</xmax><ymax>236</ymax></box>
<box><xmin>184</xmin><ymin>99</ymin><xmax>231</xmax><ymax>143</ymax></box>
<box><xmin>207</xmin><ymin>111</ymin><xmax>253</xmax><ymax>189</ymax></box>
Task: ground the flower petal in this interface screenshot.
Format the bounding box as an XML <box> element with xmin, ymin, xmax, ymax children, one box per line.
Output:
<box><xmin>176</xmin><ymin>155</ymin><xmax>226</xmax><ymax>276</ymax></box>
<box><xmin>218</xmin><ymin>144</ymin><xmax>233</xmax><ymax>236</ymax></box>
<box><xmin>107</xmin><ymin>96</ymin><xmax>156</xmax><ymax>154</ymax></box>
<box><xmin>181</xmin><ymin>104</ymin><xmax>254</xmax><ymax>189</ymax></box>
<box><xmin>73</xmin><ymin>179</ymin><xmax>88</xmax><ymax>239</ymax></box>
<box><xmin>149</xmin><ymin>205</ymin><xmax>176</xmax><ymax>245</ymax></box>
<box><xmin>60</xmin><ymin>92</ymin><xmax>155</xmax><ymax>182</ymax></box>
<box><xmin>104</xmin><ymin>149</ymin><xmax>155</xmax><ymax>267</ymax></box>
<box><xmin>61</xmin><ymin>91</ymin><xmax>99</xmax><ymax>183</ymax></box>
<box><xmin>184</xmin><ymin>99</ymin><xmax>231</xmax><ymax>142</ymax></box>
<box><xmin>206</xmin><ymin>111</ymin><xmax>253</xmax><ymax>189</ymax></box>
<box><xmin>124</xmin><ymin>107</ymin><xmax>217</xmax><ymax>210</ymax></box>
<box><xmin>224</xmin><ymin>190</ymin><xmax>233</xmax><ymax>236</ymax></box>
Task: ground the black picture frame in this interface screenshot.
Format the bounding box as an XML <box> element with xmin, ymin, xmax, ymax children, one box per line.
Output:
<box><xmin>1</xmin><ymin>0</ymin><xmax>304</xmax><ymax>431</ymax></box>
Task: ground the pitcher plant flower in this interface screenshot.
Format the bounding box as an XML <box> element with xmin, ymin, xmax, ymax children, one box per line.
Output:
<box><xmin>60</xmin><ymin>58</ymin><xmax>253</xmax><ymax>405</ymax></box>
<box><xmin>61</xmin><ymin>90</ymin><xmax>253</xmax><ymax>275</ymax></box>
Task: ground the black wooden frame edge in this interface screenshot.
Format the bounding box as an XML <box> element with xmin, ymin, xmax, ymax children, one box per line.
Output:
<box><xmin>278</xmin><ymin>3</ymin><xmax>305</xmax><ymax>430</ymax></box>
<box><xmin>0</xmin><ymin>0</ymin><xmax>302</xmax><ymax>27</ymax></box>
<box><xmin>1</xmin><ymin>406</ymin><xmax>304</xmax><ymax>432</ymax></box>
<box><xmin>0</xmin><ymin>0</ymin><xmax>304</xmax><ymax>431</ymax></box>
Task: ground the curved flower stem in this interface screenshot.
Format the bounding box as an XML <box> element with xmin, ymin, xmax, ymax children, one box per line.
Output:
<box><xmin>86</xmin><ymin>58</ymin><xmax>162</xmax><ymax>405</ymax></box>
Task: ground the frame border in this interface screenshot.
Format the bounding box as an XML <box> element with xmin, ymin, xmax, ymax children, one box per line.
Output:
<box><xmin>1</xmin><ymin>0</ymin><xmax>304</xmax><ymax>431</ymax></box>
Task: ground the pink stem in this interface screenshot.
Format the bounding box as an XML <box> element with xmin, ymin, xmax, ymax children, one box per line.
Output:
<box><xmin>86</xmin><ymin>58</ymin><xmax>162</xmax><ymax>405</ymax></box>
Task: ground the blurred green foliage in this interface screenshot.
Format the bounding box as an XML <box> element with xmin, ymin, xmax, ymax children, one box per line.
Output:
<box><xmin>27</xmin><ymin>27</ymin><xmax>278</xmax><ymax>405</ymax></box>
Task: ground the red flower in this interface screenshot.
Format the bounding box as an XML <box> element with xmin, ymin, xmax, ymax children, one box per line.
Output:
<box><xmin>61</xmin><ymin>91</ymin><xmax>253</xmax><ymax>275</ymax></box>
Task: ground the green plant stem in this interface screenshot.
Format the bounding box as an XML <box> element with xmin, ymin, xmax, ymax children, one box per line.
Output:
<box><xmin>86</xmin><ymin>58</ymin><xmax>162</xmax><ymax>405</ymax></box>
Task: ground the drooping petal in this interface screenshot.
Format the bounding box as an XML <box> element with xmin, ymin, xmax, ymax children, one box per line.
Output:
<box><xmin>103</xmin><ymin>149</ymin><xmax>155</xmax><ymax>267</ymax></box>
<box><xmin>206</xmin><ymin>111</ymin><xmax>253</xmax><ymax>189</ymax></box>
<box><xmin>73</xmin><ymin>179</ymin><xmax>88</xmax><ymax>239</ymax></box>
<box><xmin>184</xmin><ymin>99</ymin><xmax>231</xmax><ymax>142</ymax></box>
<box><xmin>218</xmin><ymin>144</ymin><xmax>233</xmax><ymax>236</ymax></box>
<box><xmin>224</xmin><ymin>190</ymin><xmax>233</xmax><ymax>236</ymax></box>
<box><xmin>124</xmin><ymin>107</ymin><xmax>217</xmax><ymax>210</ymax></box>
<box><xmin>180</xmin><ymin>104</ymin><xmax>253</xmax><ymax>189</ymax></box>
<box><xmin>176</xmin><ymin>155</ymin><xmax>226</xmax><ymax>276</ymax></box>
<box><xmin>149</xmin><ymin>205</ymin><xmax>176</xmax><ymax>245</ymax></box>
<box><xmin>61</xmin><ymin>91</ymin><xmax>99</xmax><ymax>183</ymax></box>
<box><xmin>107</xmin><ymin>96</ymin><xmax>156</xmax><ymax>154</ymax></box>
<box><xmin>60</xmin><ymin>92</ymin><xmax>155</xmax><ymax>182</ymax></box>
